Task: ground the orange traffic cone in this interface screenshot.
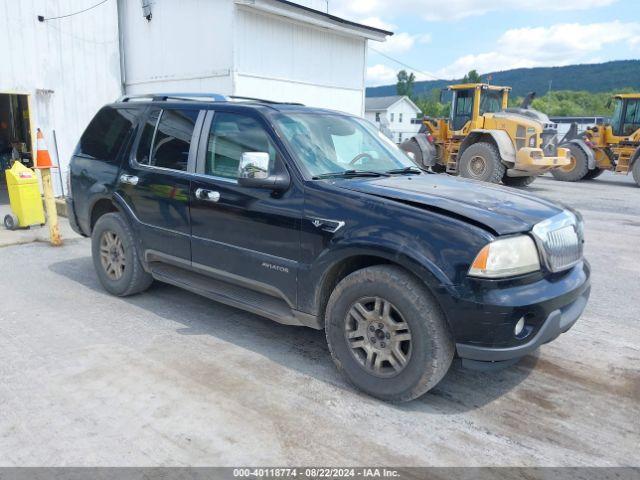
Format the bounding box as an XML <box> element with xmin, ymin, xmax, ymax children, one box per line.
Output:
<box><xmin>35</xmin><ymin>128</ymin><xmax>55</xmax><ymax>169</ymax></box>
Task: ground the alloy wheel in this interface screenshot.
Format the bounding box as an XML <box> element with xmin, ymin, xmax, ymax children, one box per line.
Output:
<box><xmin>344</xmin><ymin>297</ymin><xmax>413</xmax><ymax>377</ymax></box>
<box><xmin>99</xmin><ymin>230</ymin><xmax>126</xmax><ymax>281</ymax></box>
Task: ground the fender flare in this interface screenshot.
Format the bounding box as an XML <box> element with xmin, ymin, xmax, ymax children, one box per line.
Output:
<box><xmin>460</xmin><ymin>130</ymin><xmax>516</xmax><ymax>165</ymax></box>
<box><xmin>562</xmin><ymin>139</ymin><xmax>596</xmax><ymax>170</ymax></box>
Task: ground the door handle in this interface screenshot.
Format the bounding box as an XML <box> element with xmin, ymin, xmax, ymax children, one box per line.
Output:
<box><xmin>120</xmin><ymin>174</ymin><xmax>139</xmax><ymax>186</ymax></box>
<box><xmin>195</xmin><ymin>188</ymin><xmax>220</xmax><ymax>203</ymax></box>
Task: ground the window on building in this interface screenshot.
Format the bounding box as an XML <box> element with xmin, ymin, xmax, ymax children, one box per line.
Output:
<box><xmin>77</xmin><ymin>107</ymin><xmax>135</xmax><ymax>163</ymax></box>
<box><xmin>398</xmin><ymin>133</ymin><xmax>403</xmax><ymax>142</ymax></box>
<box><xmin>205</xmin><ymin>112</ymin><xmax>276</xmax><ymax>179</ymax></box>
<box><xmin>375</xmin><ymin>112</ymin><xmax>380</xmax><ymax>122</ymax></box>
<box><xmin>390</xmin><ymin>113</ymin><xmax>395</xmax><ymax>122</ymax></box>
<box><xmin>136</xmin><ymin>108</ymin><xmax>198</xmax><ymax>171</ymax></box>
<box><xmin>399</xmin><ymin>113</ymin><xmax>403</xmax><ymax>123</ymax></box>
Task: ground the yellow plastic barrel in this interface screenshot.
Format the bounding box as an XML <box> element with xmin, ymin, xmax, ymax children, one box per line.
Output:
<box><xmin>4</xmin><ymin>161</ymin><xmax>45</xmax><ymax>228</ymax></box>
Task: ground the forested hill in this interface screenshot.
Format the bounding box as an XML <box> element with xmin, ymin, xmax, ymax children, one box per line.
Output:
<box><xmin>366</xmin><ymin>60</ymin><xmax>640</xmax><ymax>98</ymax></box>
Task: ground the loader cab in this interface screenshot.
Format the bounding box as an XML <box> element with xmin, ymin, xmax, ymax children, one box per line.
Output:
<box><xmin>448</xmin><ymin>84</ymin><xmax>510</xmax><ymax>132</ymax></box>
<box><xmin>610</xmin><ymin>95</ymin><xmax>640</xmax><ymax>137</ymax></box>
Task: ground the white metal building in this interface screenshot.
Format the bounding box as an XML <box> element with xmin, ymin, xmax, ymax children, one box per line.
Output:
<box><xmin>0</xmin><ymin>0</ymin><xmax>122</xmax><ymax>197</ymax></box>
<box><xmin>118</xmin><ymin>0</ymin><xmax>390</xmax><ymax>115</ymax></box>
<box><xmin>0</xmin><ymin>0</ymin><xmax>390</xmax><ymax>198</ymax></box>
<box><xmin>365</xmin><ymin>96</ymin><xmax>422</xmax><ymax>143</ymax></box>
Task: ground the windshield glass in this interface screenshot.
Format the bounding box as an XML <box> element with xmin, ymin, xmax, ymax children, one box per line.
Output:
<box><xmin>479</xmin><ymin>90</ymin><xmax>504</xmax><ymax>115</ymax></box>
<box><xmin>272</xmin><ymin>112</ymin><xmax>415</xmax><ymax>178</ymax></box>
<box><xmin>610</xmin><ymin>98</ymin><xmax>624</xmax><ymax>135</ymax></box>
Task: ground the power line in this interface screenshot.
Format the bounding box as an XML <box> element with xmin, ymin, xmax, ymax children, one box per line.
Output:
<box><xmin>369</xmin><ymin>47</ymin><xmax>442</xmax><ymax>81</ymax></box>
<box><xmin>38</xmin><ymin>0</ymin><xmax>109</xmax><ymax>22</ymax></box>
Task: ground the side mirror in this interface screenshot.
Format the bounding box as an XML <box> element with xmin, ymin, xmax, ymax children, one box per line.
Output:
<box><xmin>238</xmin><ymin>152</ymin><xmax>290</xmax><ymax>190</ymax></box>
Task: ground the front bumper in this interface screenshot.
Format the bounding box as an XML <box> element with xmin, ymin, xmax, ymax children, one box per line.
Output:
<box><xmin>456</xmin><ymin>285</ymin><xmax>589</xmax><ymax>363</ymax></box>
<box><xmin>441</xmin><ymin>260</ymin><xmax>590</xmax><ymax>366</ymax></box>
<box><xmin>511</xmin><ymin>147</ymin><xmax>570</xmax><ymax>175</ymax></box>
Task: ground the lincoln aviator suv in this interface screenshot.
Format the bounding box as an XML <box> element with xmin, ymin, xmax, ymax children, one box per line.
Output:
<box><xmin>66</xmin><ymin>94</ymin><xmax>591</xmax><ymax>402</ymax></box>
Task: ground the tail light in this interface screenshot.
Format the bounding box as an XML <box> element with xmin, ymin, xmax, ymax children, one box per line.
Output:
<box><xmin>426</xmin><ymin>134</ymin><xmax>434</xmax><ymax>143</ymax></box>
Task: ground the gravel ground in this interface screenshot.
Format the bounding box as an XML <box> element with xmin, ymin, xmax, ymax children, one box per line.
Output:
<box><xmin>0</xmin><ymin>172</ymin><xmax>638</xmax><ymax>466</ymax></box>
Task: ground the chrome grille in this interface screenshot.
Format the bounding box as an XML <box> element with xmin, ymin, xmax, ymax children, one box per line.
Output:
<box><xmin>532</xmin><ymin>211</ymin><xmax>584</xmax><ymax>273</ymax></box>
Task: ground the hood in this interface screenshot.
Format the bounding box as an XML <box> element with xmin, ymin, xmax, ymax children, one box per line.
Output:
<box><xmin>334</xmin><ymin>174</ymin><xmax>563</xmax><ymax>235</ymax></box>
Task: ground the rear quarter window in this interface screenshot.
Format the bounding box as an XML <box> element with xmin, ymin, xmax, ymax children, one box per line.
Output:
<box><xmin>76</xmin><ymin>107</ymin><xmax>137</xmax><ymax>162</ymax></box>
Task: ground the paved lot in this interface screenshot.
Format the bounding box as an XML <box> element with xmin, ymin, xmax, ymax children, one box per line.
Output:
<box><xmin>0</xmin><ymin>172</ymin><xmax>638</xmax><ymax>466</ymax></box>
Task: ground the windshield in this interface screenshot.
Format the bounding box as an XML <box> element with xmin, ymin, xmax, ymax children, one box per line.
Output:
<box><xmin>610</xmin><ymin>98</ymin><xmax>624</xmax><ymax>135</ymax></box>
<box><xmin>272</xmin><ymin>112</ymin><xmax>416</xmax><ymax>178</ymax></box>
<box><xmin>479</xmin><ymin>90</ymin><xmax>504</xmax><ymax>115</ymax></box>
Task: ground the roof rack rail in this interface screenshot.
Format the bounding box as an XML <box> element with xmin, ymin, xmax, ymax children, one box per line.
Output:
<box><xmin>119</xmin><ymin>93</ymin><xmax>228</xmax><ymax>102</ymax></box>
<box><xmin>117</xmin><ymin>93</ymin><xmax>305</xmax><ymax>106</ymax></box>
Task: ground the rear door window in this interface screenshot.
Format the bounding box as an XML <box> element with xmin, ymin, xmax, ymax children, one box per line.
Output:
<box><xmin>77</xmin><ymin>107</ymin><xmax>137</xmax><ymax>162</ymax></box>
<box><xmin>135</xmin><ymin>108</ymin><xmax>199</xmax><ymax>171</ymax></box>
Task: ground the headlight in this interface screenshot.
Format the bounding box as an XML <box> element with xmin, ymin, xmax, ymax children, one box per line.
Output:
<box><xmin>469</xmin><ymin>235</ymin><xmax>540</xmax><ymax>278</ymax></box>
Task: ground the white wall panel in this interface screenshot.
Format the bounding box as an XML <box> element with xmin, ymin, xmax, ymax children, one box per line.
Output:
<box><xmin>119</xmin><ymin>0</ymin><xmax>234</xmax><ymax>94</ymax></box>
<box><xmin>235</xmin><ymin>8</ymin><xmax>365</xmax><ymax>91</ymax></box>
<box><xmin>235</xmin><ymin>74</ymin><xmax>362</xmax><ymax>115</ymax></box>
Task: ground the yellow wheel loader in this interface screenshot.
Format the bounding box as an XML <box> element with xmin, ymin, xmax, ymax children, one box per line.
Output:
<box><xmin>552</xmin><ymin>94</ymin><xmax>640</xmax><ymax>187</ymax></box>
<box><xmin>400</xmin><ymin>83</ymin><xmax>570</xmax><ymax>186</ymax></box>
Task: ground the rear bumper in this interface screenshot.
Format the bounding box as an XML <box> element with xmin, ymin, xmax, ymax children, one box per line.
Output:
<box><xmin>65</xmin><ymin>197</ymin><xmax>86</xmax><ymax>237</ymax></box>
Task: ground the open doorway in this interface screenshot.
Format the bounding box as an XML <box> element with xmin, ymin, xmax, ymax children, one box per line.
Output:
<box><xmin>0</xmin><ymin>93</ymin><xmax>33</xmax><ymax>205</ymax></box>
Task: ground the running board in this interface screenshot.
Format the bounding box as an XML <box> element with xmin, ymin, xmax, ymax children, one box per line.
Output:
<box><xmin>149</xmin><ymin>263</ymin><xmax>321</xmax><ymax>329</ymax></box>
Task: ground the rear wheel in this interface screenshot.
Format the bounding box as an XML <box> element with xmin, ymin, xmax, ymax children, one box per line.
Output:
<box><xmin>458</xmin><ymin>142</ymin><xmax>505</xmax><ymax>184</ymax></box>
<box><xmin>633</xmin><ymin>160</ymin><xmax>640</xmax><ymax>187</ymax></box>
<box><xmin>583</xmin><ymin>167</ymin><xmax>605</xmax><ymax>180</ymax></box>
<box><xmin>325</xmin><ymin>265</ymin><xmax>454</xmax><ymax>402</ymax></box>
<box><xmin>502</xmin><ymin>175</ymin><xmax>536</xmax><ymax>187</ymax></box>
<box><xmin>551</xmin><ymin>144</ymin><xmax>589</xmax><ymax>182</ymax></box>
<box><xmin>399</xmin><ymin>139</ymin><xmax>424</xmax><ymax>168</ymax></box>
<box><xmin>91</xmin><ymin>212</ymin><xmax>153</xmax><ymax>297</ymax></box>
<box><xmin>3</xmin><ymin>214</ymin><xmax>18</xmax><ymax>230</ymax></box>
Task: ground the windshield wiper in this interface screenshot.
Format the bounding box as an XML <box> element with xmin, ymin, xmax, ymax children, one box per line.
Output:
<box><xmin>312</xmin><ymin>169</ymin><xmax>390</xmax><ymax>180</ymax></box>
<box><xmin>385</xmin><ymin>166</ymin><xmax>423</xmax><ymax>175</ymax></box>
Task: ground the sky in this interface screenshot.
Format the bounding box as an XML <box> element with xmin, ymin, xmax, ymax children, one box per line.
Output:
<box><xmin>323</xmin><ymin>0</ymin><xmax>640</xmax><ymax>86</ymax></box>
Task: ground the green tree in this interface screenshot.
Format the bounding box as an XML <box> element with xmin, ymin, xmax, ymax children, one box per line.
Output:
<box><xmin>396</xmin><ymin>70</ymin><xmax>416</xmax><ymax>97</ymax></box>
<box><xmin>462</xmin><ymin>70</ymin><xmax>482</xmax><ymax>83</ymax></box>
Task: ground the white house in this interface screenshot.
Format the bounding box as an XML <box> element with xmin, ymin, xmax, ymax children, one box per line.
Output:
<box><xmin>0</xmin><ymin>0</ymin><xmax>391</xmax><ymax>198</ymax></box>
<box><xmin>365</xmin><ymin>96</ymin><xmax>422</xmax><ymax>143</ymax></box>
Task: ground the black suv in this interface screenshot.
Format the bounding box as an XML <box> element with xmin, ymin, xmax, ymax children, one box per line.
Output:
<box><xmin>67</xmin><ymin>94</ymin><xmax>591</xmax><ymax>402</ymax></box>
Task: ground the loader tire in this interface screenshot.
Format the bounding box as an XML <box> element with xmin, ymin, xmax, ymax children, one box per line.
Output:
<box><xmin>633</xmin><ymin>159</ymin><xmax>640</xmax><ymax>187</ymax></box>
<box><xmin>551</xmin><ymin>144</ymin><xmax>589</xmax><ymax>182</ymax></box>
<box><xmin>583</xmin><ymin>168</ymin><xmax>605</xmax><ymax>180</ymax></box>
<box><xmin>399</xmin><ymin>139</ymin><xmax>424</xmax><ymax>168</ymax></box>
<box><xmin>502</xmin><ymin>175</ymin><xmax>536</xmax><ymax>187</ymax></box>
<box><xmin>458</xmin><ymin>142</ymin><xmax>505</xmax><ymax>184</ymax></box>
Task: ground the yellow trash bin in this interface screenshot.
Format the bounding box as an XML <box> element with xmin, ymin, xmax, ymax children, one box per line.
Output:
<box><xmin>3</xmin><ymin>161</ymin><xmax>46</xmax><ymax>230</ymax></box>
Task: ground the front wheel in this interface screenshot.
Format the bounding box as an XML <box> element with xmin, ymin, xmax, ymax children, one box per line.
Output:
<box><xmin>502</xmin><ymin>175</ymin><xmax>536</xmax><ymax>187</ymax></box>
<box><xmin>583</xmin><ymin>167</ymin><xmax>605</xmax><ymax>180</ymax></box>
<box><xmin>458</xmin><ymin>142</ymin><xmax>506</xmax><ymax>183</ymax></box>
<box><xmin>325</xmin><ymin>265</ymin><xmax>454</xmax><ymax>402</ymax></box>
<box><xmin>551</xmin><ymin>144</ymin><xmax>589</xmax><ymax>181</ymax></box>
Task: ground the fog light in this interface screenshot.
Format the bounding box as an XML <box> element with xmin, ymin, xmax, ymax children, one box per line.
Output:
<box><xmin>514</xmin><ymin>318</ymin><xmax>525</xmax><ymax>336</ymax></box>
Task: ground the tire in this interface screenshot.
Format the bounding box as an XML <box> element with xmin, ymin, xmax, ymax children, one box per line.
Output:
<box><xmin>91</xmin><ymin>212</ymin><xmax>153</xmax><ymax>297</ymax></box>
<box><xmin>325</xmin><ymin>265</ymin><xmax>454</xmax><ymax>402</ymax></box>
<box><xmin>551</xmin><ymin>144</ymin><xmax>589</xmax><ymax>182</ymax></box>
<box><xmin>583</xmin><ymin>168</ymin><xmax>605</xmax><ymax>180</ymax></box>
<box><xmin>633</xmin><ymin>160</ymin><xmax>640</xmax><ymax>187</ymax></box>
<box><xmin>502</xmin><ymin>175</ymin><xmax>536</xmax><ymax>187</ymax></box>
<box><xmin>4</xmin><ymin>214</ymin><xmax>18</xmax><ymax>230</ymax></box>
<box><xmin>458</xmin><ymin>142</ymin><xmax>506</xmax><ymax>183</ymax></box>
<box><xmin>399</xmin><ymin>139</ymin><xmax>424</xmax><ymax>168</ymax></box>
